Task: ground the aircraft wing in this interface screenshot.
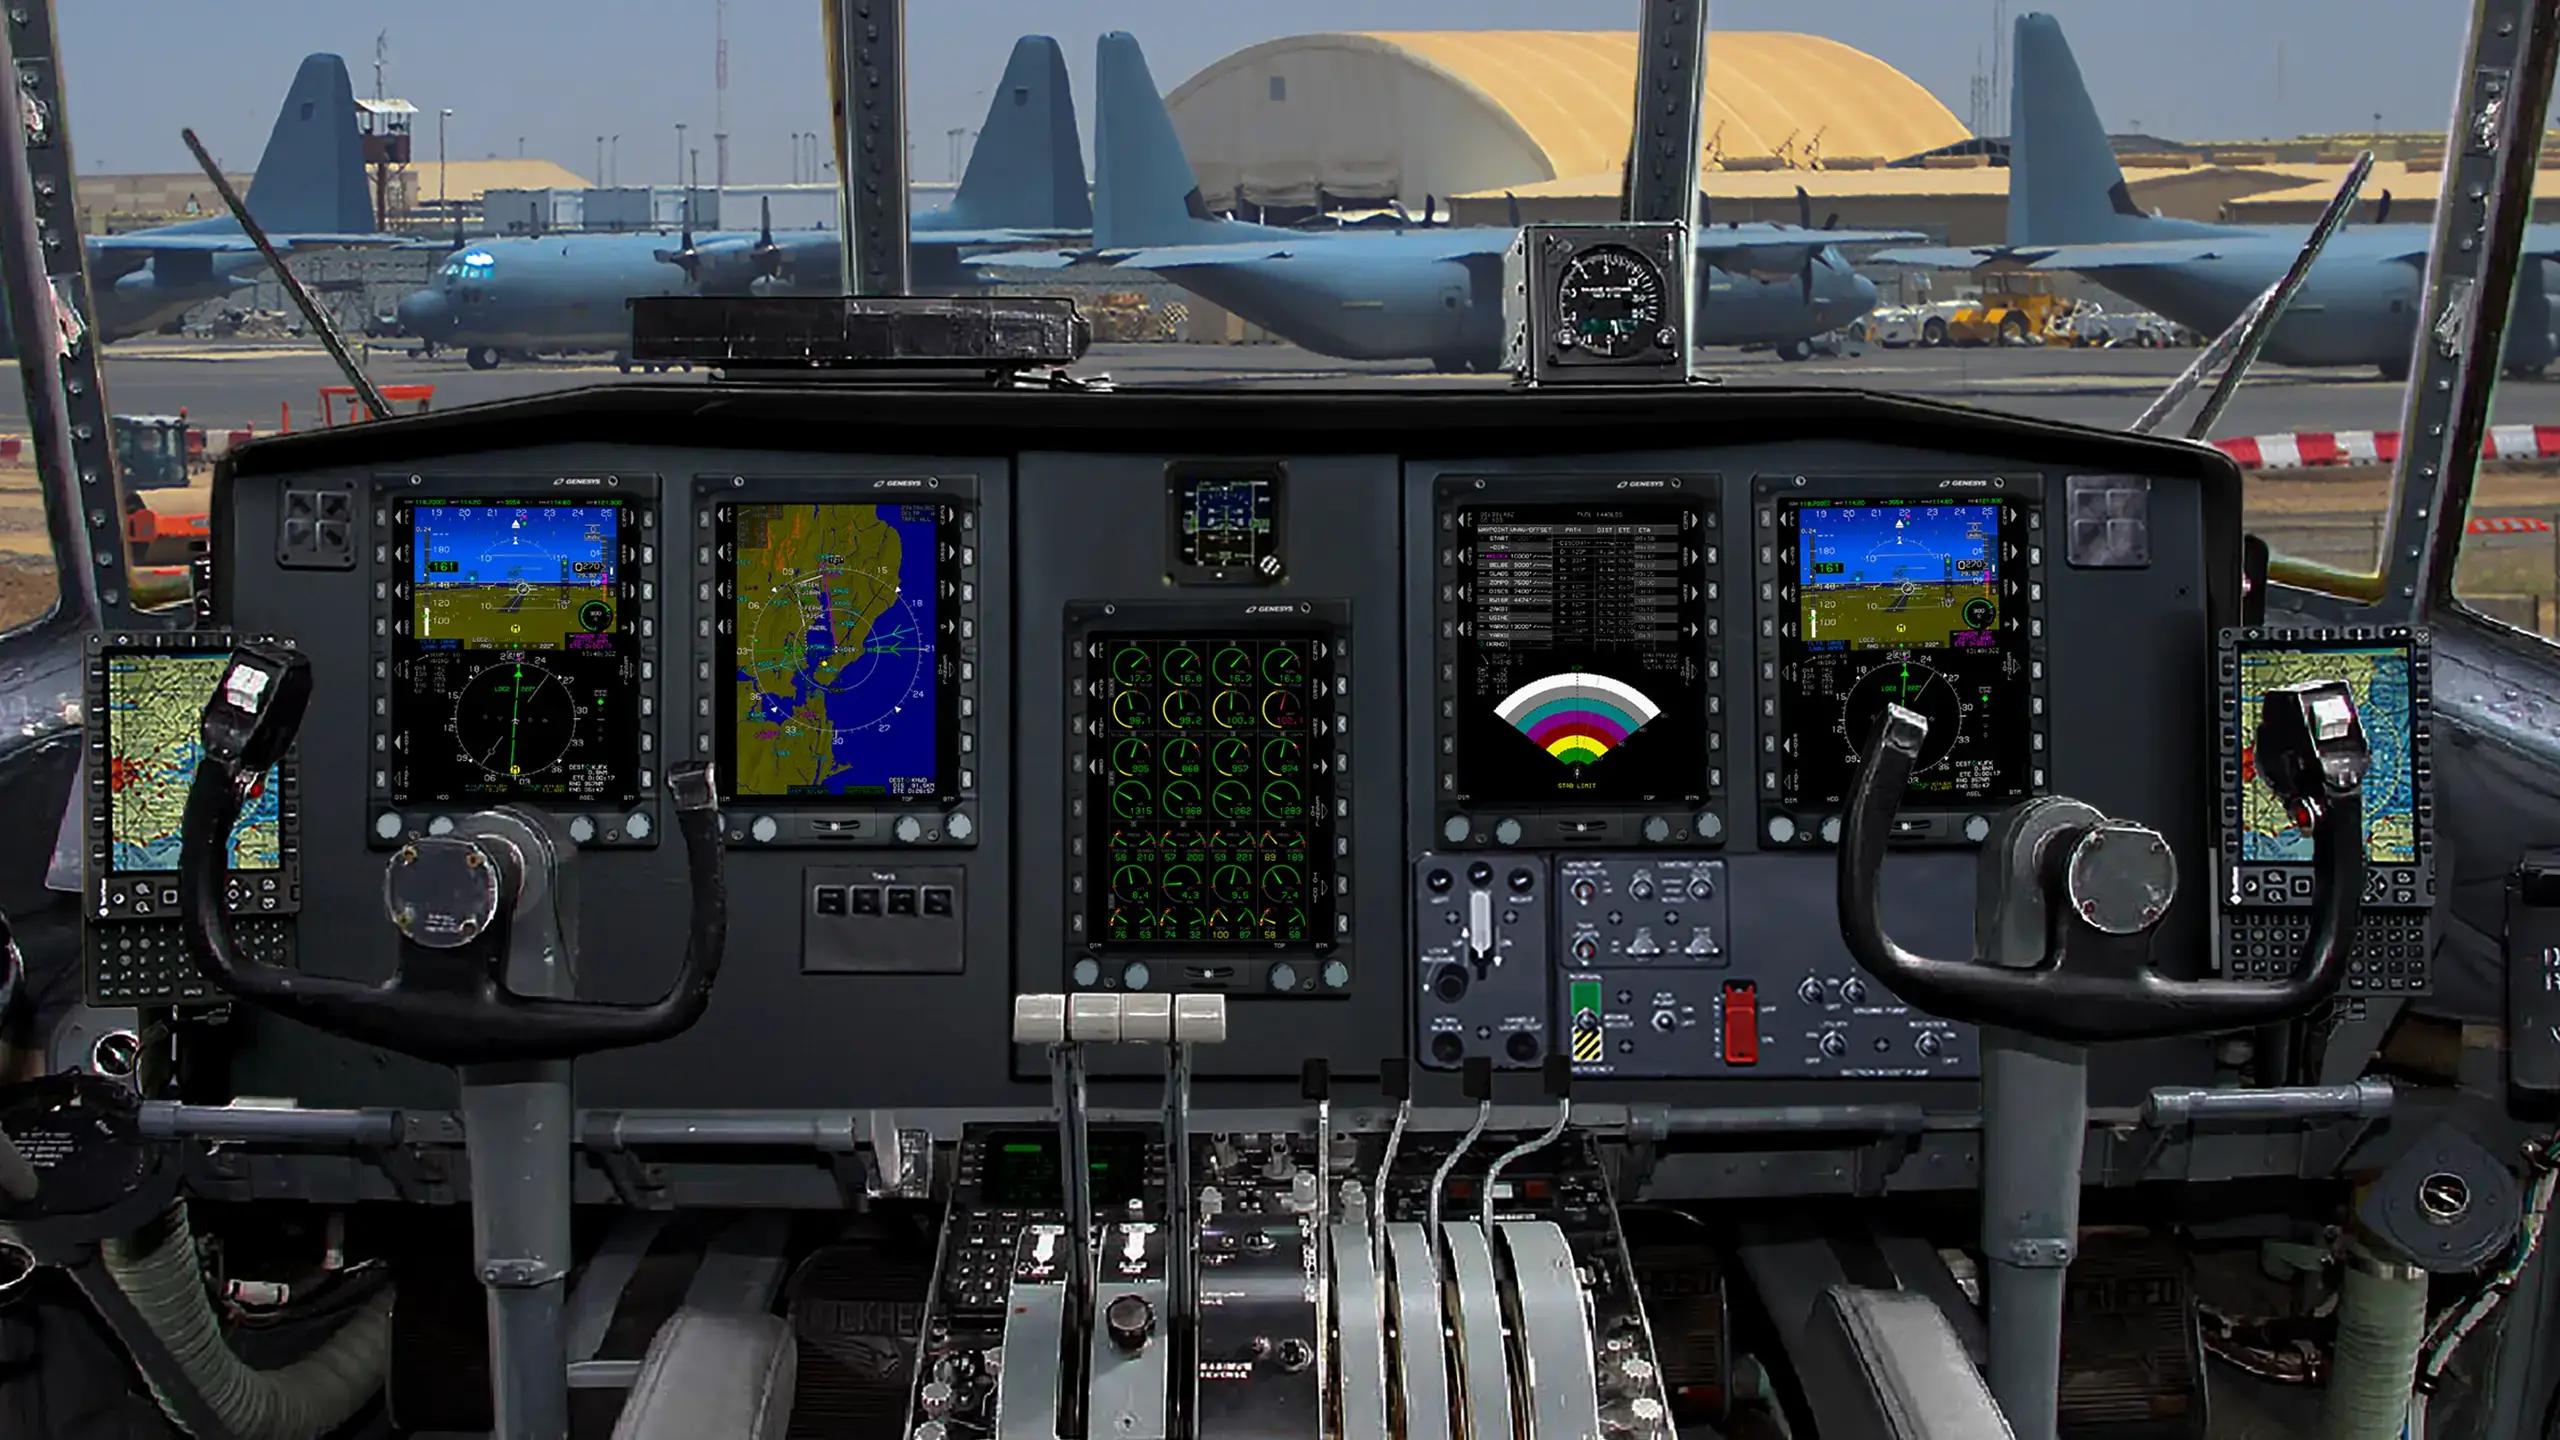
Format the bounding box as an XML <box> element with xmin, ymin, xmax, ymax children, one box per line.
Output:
<box><xmin>2377</xmin><ymin>224</ymin><xmax>2560</xmax><ymax>266</ymax></box>
<box><xmin>1695</xmin><ymin>228</ymin><xmax>1927</xmax><ymax>267</ymax></box>
<box><xmin>917</xmin><ymin>227</ymin><xmax>1092</xmax><ymax>249</ymax></box>
<box><xmin>92</xmin><ymin>231</ymin><xmax>403</xmax><ymax>255</ymax></box>
<box><xmin>1875</xmin><ymin>238</ymin><xmax>2259</xmax><ymax>271</ymax></box>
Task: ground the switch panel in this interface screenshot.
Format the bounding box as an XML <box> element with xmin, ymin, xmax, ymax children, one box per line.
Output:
<box><xmin>1414</xmin><ymin>853</ymin><xmax>1548</xmax><ymax>1071</ymax></box>
<box><xmin>1562</xmin><ymin>966</ymin><xmax>1971</xmax><ymax>1079</ymax></box>
<box><xmin>803</xmin><ymin>864</ymin><xmax>965</xmax><ymax>974</ymax></box>
<box><xmin>1555</xmin><ymin>855</ymin><xmax>1731</xmax><ymax>966</ymax></box>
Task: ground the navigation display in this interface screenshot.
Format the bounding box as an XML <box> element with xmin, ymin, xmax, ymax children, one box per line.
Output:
<box><xmin>1776</xmin><ymin>497</ymin><xmax>2034</xmax><ymax>809</ymax></box>
<box><xmin>102</xmin><ymin>651</ymin><xmax>281</xmax><ymax>874</ymax></box>
<box><xmin>1451</xmin><ymin>500</ymin><xmax>1711</xmax><ymax>806</ymax></box>
<box><xmin>388</xmin><ymin>497</ymin><xmax>642</xmax><ymax>805</ymax></box>
<box><xmin>1087</xmin><ymin>632</ymin><xmax>1335</xmax><ymax>948</ymax></box>
<box><xmin>2234</xmin><ymin>642</ymin><xmax>2418</xmax><ymax>864</ymax></box>
<box><xmin>714</xmin><ymin>501</ymin><xmax>960</xmax><ymax>802</ymax></box>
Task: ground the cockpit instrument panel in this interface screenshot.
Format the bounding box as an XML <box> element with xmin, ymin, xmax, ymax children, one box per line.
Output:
<box><xmin>1757</xmin><ymin>478</ymin><xmax>2047</xmax><ymax>846</ymax></box>
<box><xmin>702</xmin><ymin>475</ymin><xmax>980</xmax><ymax>848</ymax></box>
<box><xmin>1167</xmin><ymin>462</ymin><xmax>1286</xmax><ymax>585</ymax></box>
<box><xmin>2217</xmin><ymin>627</ymin><xmax>2434</xmax><ymax>995</ymax></box>
<box><xmin>376</xmin><ymin>481</ymin><xmax>658</xmax><ymax>846</ymax></box>
<box><xmin>83</xmin><ymin>631</ymin><xmax>300</xmax><ymax>1006</ymax></box>
<box><xmin>1065</xmin><ymin>600</ymin><xmax>1353</xmax><ymax>996</ymax></box>
<box><xmin>1434</xmin><ymin>477</ymin><xmax>1721</xmax><ymax>848</ymax></box>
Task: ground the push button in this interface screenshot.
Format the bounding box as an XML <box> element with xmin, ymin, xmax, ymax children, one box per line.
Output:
<box><xmin>813</xmin><ymin>886</ymin><xmax>848</xmax><ymax>916</ymax></box>
<box><xmin>923</xmin><ymin>886</ymin><xmax>955</xmax><ymax>916</ymax></box>
<box><xmin>850</xmin><ymin>887</ymin><xmax>884</xmax><ymax>915</ymax></box>
<box><xmin>886</xmin><ymin>887</ymin><xmax>919</xmax><ymax>916</ymax></box>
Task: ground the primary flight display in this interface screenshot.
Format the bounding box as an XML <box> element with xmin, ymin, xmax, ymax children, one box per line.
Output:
<box><xmin>388</xmin><ymin>497</ymin><xmax>643</xmax><ymax>805</ymax></box>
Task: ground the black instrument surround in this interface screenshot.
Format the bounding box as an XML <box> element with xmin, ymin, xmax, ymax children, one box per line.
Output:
<box><xmin>198</xmin><ymin>385</ymin><xmax>2245</xmax><ymax>1112</ymax></box>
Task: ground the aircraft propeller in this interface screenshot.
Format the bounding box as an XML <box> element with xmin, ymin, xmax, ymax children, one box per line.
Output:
<box><xmin>750</xmin><ymin>196</ymin><xmax>784</xmax><ymax>282</ymax></box>
<box><xmin>2375</xmin><ymin>189</ymin><xmax>2393</xmax><ymax>225</ymax></box>
<box><xmin>1795</xmin><ymin>186</ymin><xmax>1835</xmax><ymax>303</ymax></box>
<box><xmin>652</xmin><ymin>196</ymin><xmax>702</xmax><ymax>281</ymax></box>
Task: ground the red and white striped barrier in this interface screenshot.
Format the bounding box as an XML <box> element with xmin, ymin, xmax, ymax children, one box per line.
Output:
<box><xmin>2214</xmin><ymin>425</ymin><xmax>2560</xmax><ymax>470</ymax></box>
<box><xmin>2470</xmin><ymin>515</ymin><xmax>2555</xmax><ymax>534</ymax></box>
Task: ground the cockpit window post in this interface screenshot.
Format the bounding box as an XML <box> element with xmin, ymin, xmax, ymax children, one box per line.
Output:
<box><xmin>824</xmin><ymin>0</ymin><xmax>913</xmax><ymax>297</ymax></box>
<box><xmin>1624</xmin><ymin>0</ymin><xmax>1710</xmax><ymax>382</ymax></box>
<box><xmin>0</xmin><ymin>0</ymin><xmax>140</xmax><ymax>629</ymax></box>
<box><xmin>2385</xmin><ymin>0</ymin><xmax>2559</xmax><ymax>614</ymax></box>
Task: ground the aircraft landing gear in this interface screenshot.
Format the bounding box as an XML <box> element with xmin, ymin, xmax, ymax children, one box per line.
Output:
<box><xmin>466</xmin><ymin>346</ymin><xmax>501</xmax><ymax>371</ymax></box>
<box><xmin>1778</xmin><ymin>338</ymin><xmax>1815</xmax><ymax>362</ymax></box>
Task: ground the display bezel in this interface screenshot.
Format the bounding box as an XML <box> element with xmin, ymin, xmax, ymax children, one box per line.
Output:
<box><xmin>1429</xmin><ymin>473</ymin><xmax>1724</xmax><ymax>849</ymax></box>
<box><xmin>1753</xmin><ymin>473</ymin><xmax>2050</xmax><ymax>847</ymax></box>
<box><xmin>1163</xmin><ymin>460</ymin><xmax>1288</xmax><ymax>586</ymax></box>
<box><xmin>83</xmin><ymin>629</ymin><xmax>301</xmax><ymax>916</ymax></box>
<box><xmin>2216</xmin><ymin>625</ymin><xmax>2434</xmax><ymax>906</ymax></box>
<box><xmin>368</xmin><ymin>474</ymin><xmax>661</xmax><ymax>847</ymax></box>
<box><xmin>696</xmin><ymin>477</ymin><xmax>979</xmax><ymax>842</ymax></box>
<box><xmin>1062</xmin><ymin>598</ymin><xmax>1355</xmax><ymax>997</ymax></box>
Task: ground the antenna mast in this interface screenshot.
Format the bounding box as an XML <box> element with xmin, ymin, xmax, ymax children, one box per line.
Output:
<box><xmin>713</xmin><ymin>0</ymin><xmax>729</xmax><ymax>188</ymax></box>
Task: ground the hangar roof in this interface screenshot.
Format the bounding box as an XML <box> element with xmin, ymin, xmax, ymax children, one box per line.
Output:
<box><xmin>1166</xmin><ymin>31</ymin><xmax>1972</xmax><ymax>193</ymax></box>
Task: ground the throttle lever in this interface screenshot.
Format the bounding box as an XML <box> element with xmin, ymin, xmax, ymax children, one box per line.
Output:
<box><xmin>1837</xmin><ymin>683</ymin><xmax>2368</xmax><ymax>1043</ymax></box>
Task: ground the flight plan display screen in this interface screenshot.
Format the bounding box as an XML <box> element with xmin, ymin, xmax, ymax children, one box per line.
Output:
<box><xmin>101</xmin><ymin>651</ymin><xmax>281</xmax><ymax>875</ymax></box>
<box><xmin>1450</xmin><ymin>500</ymin><xmax>1711</xmax><ymax>806</ymax></box>
<box><xmin>2232</xmin><ymin>642</ymin><xmax>2419</xmax><ymax>865</ymax></box>
<box><xmin>1775</xmin><ymin>497</ymin><xmax>2033</xmax><ymax>809</ymax></box>
<box><xmin>713</xmin><ymin>501</ymin><xmax>961</xmax><ymax>803</ymax></box>
<box><xmin>388</xmin><ymin>497</ymin><xmax>642</xmax><ymax>805</ymax></box>
<box><xmin>1086</xmin><ymin>632</ymin><xmax>1335</xmax><ymax>949</ymax></box>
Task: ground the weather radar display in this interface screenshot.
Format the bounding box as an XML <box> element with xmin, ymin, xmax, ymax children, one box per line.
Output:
<box><xmin>389</xmin><ymin>497</ymin><xmax>641</xmax><ymax>805</ymax></box>
<box><xmin>1452</xmin><ymin>499</ymin><xmax>1710</xmax><ymax>806</ymax></box>
<box><xmin>1776</xmin><ymin>497</ymin><xmax>2034</xmax><ymax>809</ymax></box>
<box><xmin>717</xmin><ymin>502</ymin><xmax>959</xmax><ymax>801</ymax></box>
<box><xmin>2235</xmin><ymin>644</ymin><xmax>2418</xmax><ymax>864</ymax></box>
<box><xmin>103</xmin><ymin>652</ymin><xmax>280</xmax><ymax>874</ymax></box>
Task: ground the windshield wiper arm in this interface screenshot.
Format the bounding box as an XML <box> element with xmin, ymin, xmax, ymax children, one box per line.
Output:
<box><xmin>2129</xmin><ymin>151</ymin><xmax>2373</xmax><ymax>438</ymax></box>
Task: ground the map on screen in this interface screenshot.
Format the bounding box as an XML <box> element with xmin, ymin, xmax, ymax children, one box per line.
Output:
<box><xmin>103</xmin><ymin>652</ymin><xmax>281</xmax><ymax>874</ymax></box>
<box><xmin>2235</xmin><ymin>645</ymin><xmax>2417</xmax><ymax>864</ymax></box>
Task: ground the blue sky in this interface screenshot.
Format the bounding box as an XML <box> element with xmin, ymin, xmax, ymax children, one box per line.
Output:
<box><xmin>64</xmin><ymin>1</ymin><xmax>2477</xmax><ymax>184</ymax></box>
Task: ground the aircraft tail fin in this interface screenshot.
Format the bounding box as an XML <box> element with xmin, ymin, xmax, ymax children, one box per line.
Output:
<box><xmin>1095</xmin><ymin>31</ymin><xmax>1287</xmax><ymax>249</ymax></box>
<box><xmin>2009</xmin><ymin>14</ymin><xmax>2224</xmax><ymax>245</ymax></box>
<box><xmin>947</xmin><ymin>36</ymin><xmax>1090</xmax><ymax>233</ymax></box>
<box><xmin>237</xmin><ymin>54</ymin><xmax>374</xmax><ymax>236</ymax></box>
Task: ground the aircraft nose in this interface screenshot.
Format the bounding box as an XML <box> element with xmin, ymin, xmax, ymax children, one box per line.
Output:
<box><xmin>1852</xmin><ymin>272</ymin><xmax>1879</xmax><ymax>313</ymax></box>
<box><xmin>396</xmin><ymin>288</ymin><xmax>453</xmax><ymax>340</ymax></box>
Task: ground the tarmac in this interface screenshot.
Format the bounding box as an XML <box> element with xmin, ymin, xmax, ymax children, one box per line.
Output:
<box><xmin>4</xmin><ymin>335</ymin><xmax>2554</xmax><ymax>438</ymax></box>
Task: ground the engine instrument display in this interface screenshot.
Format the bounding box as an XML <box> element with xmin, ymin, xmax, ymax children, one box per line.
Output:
<box><xmin>1556</xmin><ymin>246</ymin><xmax>1667</xmax><ymax>360</ymax></box>
<box><xmin>1774</xmin><ymin>496</ymin><xmax>2034</xmax><ymax>810</ymax></box>
<box><xmin>100</xmin><ymin>650</ymin><xmax>281</xmax><ymax>874</ymax></box>
<box><xmin>2230</xmin><ymin>637</ymin><xmax>2422</xmax><ymax>866</ymax></box>
<box><xmin>1168</xmin><ymin>463</ymin><xmax>1285</xmax><ymax>585</ymax></box>
<box><xmin>388</xmin><ymin>497</ymin><xmax>642</xmax><ymax>805</ymax></box>
<box><xmin>980</xmin><ymin>1129</ymin><xmax>1150</xmax><ymax>1209</ymax></box>
<box><xmin>714</xmin><ymin>501</ymin><xmax>961</xmax><ymax>802</ymax></box>
<box><xmin>1087</xmin><ymin>632</ymin><xmax>1335</xmax><ymax>948</ymax></box>
<box><xmin>1452</xmin><ymin>499</ymin><xmax>1711</xmax><ymax>806</ymax></box>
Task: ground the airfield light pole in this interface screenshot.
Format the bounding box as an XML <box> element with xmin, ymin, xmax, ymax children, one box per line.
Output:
<box><xmin>438</xmin><ymin>108</ymin><xmax>452</xmax><ymax>225</ymax></box>
<box><xmin>676</xmin><ymin>123</ymin><xmax>687</xmax><ymax>186</ymax></box>
<box><xmin>609</xmin><ymin>134</ymin><xmax>620</xmax><ymax>187</ymax></box>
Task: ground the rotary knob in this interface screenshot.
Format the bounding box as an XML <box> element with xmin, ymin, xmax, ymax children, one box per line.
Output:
<box><xmin>1106</xmin><ymin>1294</ymin><xmax>1157</xmax><ymax>1353</ymax></box>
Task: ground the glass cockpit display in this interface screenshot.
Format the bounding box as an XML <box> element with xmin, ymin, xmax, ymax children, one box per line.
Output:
<box><xmin>2232</xmin><ymin>641</ymin><xmax>2420</xmax><ymax>865</ymax></box>
<box><xmin>1453</xmin><ymin>500</ymin><xmax>1711</xmax><ymax>807</ymax></box>
<box><xmin>1088</xmin><ymin>633</ymin><xmax>1335</xmax><ymax>948</ymax></box>
<box><xmin>1776</xmin><ymin>497</ymin><xmax>2033</xmax><ymax>809</ymax></box>
<box><xmin>388</xmin><ymin>497</ymin><xmax>642</xmax><ymax>805</ymax></box>
<box><xmin>715</xmin><ymin>501</ymin><xmax>961</xmax><ymax>802</ymax></box>
<box><xmin>1169</xmin><ymin>465</ymin><xmax>1285</xmax><ymax>584</ymax></box>
<box><xmin>101</xmin><ymin>650</ymin><xmax>282</xmax><ymax>874</ymax></box>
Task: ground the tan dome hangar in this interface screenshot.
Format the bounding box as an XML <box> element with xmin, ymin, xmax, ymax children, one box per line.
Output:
<box><xmin>1164</xmin><ymin>30</ymin><xmax>1973</xmax><ymax>212</ymax></box>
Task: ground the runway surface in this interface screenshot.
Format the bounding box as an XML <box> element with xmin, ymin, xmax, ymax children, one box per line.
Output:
<box><xmin>6</xmin><ymin>336</ymin><xmax>2554</xmax><ymax>437</ymax></box>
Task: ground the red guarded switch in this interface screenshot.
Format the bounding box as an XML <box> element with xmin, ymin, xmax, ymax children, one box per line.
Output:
<box><xmin>1721</xmin><ymin>982</ymin><xmax>1758</xmax><ymax>1066</ymax></box>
